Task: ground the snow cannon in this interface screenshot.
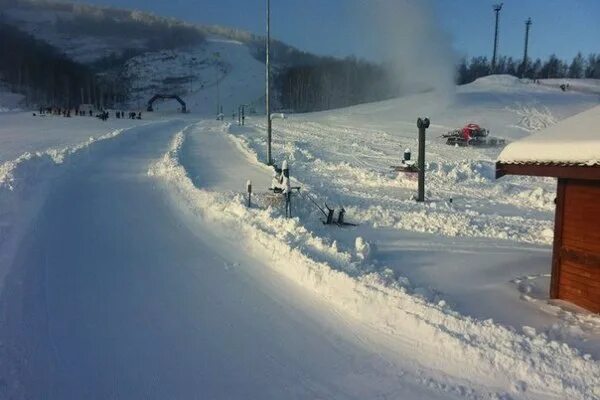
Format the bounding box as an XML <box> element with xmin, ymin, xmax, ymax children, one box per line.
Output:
<box><xmin>391</xmin><ymin>147</ymin><xmax>418</xmax><ymax>173</ymax></box>
<box><xmin>246</xmin><ymin>180</ymin><xmax>252</xmax><ymax>207</ymax></box>
<box><xmin>282</xmin><ymin>160</ymin><xmax>289</xmax><ymax>178</ymax></box>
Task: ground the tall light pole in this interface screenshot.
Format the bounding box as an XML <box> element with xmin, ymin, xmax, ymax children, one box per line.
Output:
<box><xmin>521</xmin><ymin>18</ymin><xmax>532</xmax><ymax>78</ymax></box>
<box><xmin>266</xmin><ymin>0</ymin><xmax>272</xmax><ymax>165</ymax></box>
<box><xmin>491</xmin><ymin>3</ymin><xmax>503</xmax><ymax>73</ymax></box>
<box><xmin>214</xmin><ymin>52</ymin><xmax>221</xmax><ymax>116</ymax></box>
<box><xmin>190</xmin><ymin>56</ymin><xmax>196</xmax><ymax>93</ymax></box>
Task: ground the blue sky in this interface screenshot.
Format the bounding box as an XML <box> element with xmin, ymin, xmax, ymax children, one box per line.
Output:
<box><xmin>80</xmin><ymin>0</ymin><xmax>598</xmax><ymax>62</ymax></box>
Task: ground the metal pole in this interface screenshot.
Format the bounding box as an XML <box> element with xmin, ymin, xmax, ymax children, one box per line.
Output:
<box><xmin>521</xmin><ymin>18</ymin><xmax>532</xmax><ymax>78</ymax></box>
<box><xmin>416</xmin><ymin>117</ymin><xmax>430</xmax><ymax>202</ymax></box>
<box><xmin>491</xmin><ymin>3</ymin><xmax>503</xmax><ymax>73</ymax></box>
<box><xmin>247</xmin><ymin>180</ymin><xmax>252</xmax><ymax>207</ymax></box>
<box><xmin>216</xmin><ymin>70</ymin><xmax>220</xmax><ymax>116</ymax></box>
<box><xmin>266</xmin><ymin>0</ymin><xmax>273</xmax><ymax>165</ymax></box>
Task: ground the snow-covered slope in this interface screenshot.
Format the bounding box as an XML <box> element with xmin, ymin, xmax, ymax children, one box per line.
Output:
<box><xmin>540</xmin><ymin>78</ymin><xmax>600</xmax><ymax>96</ymax></box>
<box><xmin>0</xmin><ymin>86</ymin><xmax>24</xmax><ymax>112</ymax></box>
<box><xmin>1</xmin><ymin>6</ymin><xmax>149</xmax><ymax>63</ymax></box>
<box><xmin>499</xmin><ymin>104</ymin><xmax>600</xmax><ymax>165</ymax></box>
<box><xmin>226</xmin><ymin>75</ymin><xmax>600</xmax><ymax>365</ymax></box>
<box><xmin>303</xmin><ymin>75</ymin><xmax>598</xmax><ymax>140</ymax></box>
<box><xmin>0</xmin><ymin>1</ymin><xmax>266</xmax><ymax>115</ymax></box>
<box><xmin>124</xmin><ymin>38</ymin><xmax>264</xmax><ymax>115</ymax></box>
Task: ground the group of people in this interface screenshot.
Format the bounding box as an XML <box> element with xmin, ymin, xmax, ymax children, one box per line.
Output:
<box><xmin>36</xmin><ymin>107</ymin><xmax>80</xmax><ymax>117</ymax></box>
<box><xmin>34</xmin><ymin>106</ymin><xmax>142</xmax><ymax>121</ymax></box>
<box><xmin>115</xmin><ymin>111</ymin><xmax>142</xmax><ymax>120</ymax></box>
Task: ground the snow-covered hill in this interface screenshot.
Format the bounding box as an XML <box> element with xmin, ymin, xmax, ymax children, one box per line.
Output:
<box><xmin>1</xmin><ymin>6</ymin><xmax>145</xmax><ymax>63</ymax></box>
<box><xmin>0</xmin><ymin>87</ymin><xmax>24</xmax><ymax>112</ymax></box>
<box><xmin>0</xmin><ymin>0</ymin><xmax>269</xmax><ymax>115</ymax></box>
<box><xmin>124</xmin><ymin>38</ymin><xmax>264</xmax><ymax>115</ymax></box>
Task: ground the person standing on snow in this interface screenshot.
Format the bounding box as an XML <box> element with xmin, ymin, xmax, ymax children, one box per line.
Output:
<box><xmin>281</xmin><ymin>160</ymin><xmax>292</xmax><ymax>218</ymax></box>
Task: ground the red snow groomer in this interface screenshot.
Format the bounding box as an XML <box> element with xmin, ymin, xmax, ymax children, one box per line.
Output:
<box><xmin>443</xmin><ymin>123</ymin><xmax>506</xmax><ymax>147</ymax></box>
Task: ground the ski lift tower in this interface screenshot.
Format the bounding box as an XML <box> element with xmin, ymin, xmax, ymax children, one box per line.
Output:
<box><xmin>521</xmin><ymin>18</ymin><xmax>532</xmax><ymax>78</ymax></box>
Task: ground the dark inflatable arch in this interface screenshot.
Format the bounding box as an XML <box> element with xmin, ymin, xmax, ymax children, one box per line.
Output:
<box><xmin>147</xmin><ymin>94</ymin><xmax>187</xmax><ymax>113</ymax></box>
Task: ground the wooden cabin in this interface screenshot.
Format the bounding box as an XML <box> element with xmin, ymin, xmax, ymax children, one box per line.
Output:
<box><xmin>496</xmin><ymin>105</ymin><xmax>600</xmax><ymax>313</ymax></box>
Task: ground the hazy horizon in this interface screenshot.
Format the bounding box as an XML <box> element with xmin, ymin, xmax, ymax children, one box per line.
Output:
<box><xmin>71</xmin><ymin>0</ymin><xmax>599</xmax><ymax>62</ymax></box>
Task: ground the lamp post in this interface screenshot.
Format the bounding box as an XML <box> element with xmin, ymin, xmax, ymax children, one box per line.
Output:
<box><xmin>190</xmin><ymin>57</ymin><xmax>196</xmax><ymax>93</ymax></box>
<box><xmin>266</xmin><ymin>0</ymin><xmax>273</xmax><ymax>165</ymax></box>
<box><xmin>416</xmin><ymin>117</ymin><xmax>430</xmax><ymax>202</ymax></box>
<box><xmin>491</xmin><ymin>3</ymin><xmax>503</xmax><ymax>73</ymax></box>
<box><xmin>214</xmin><ymin>52</ymin><xmax>221</xmax><ymax>117</ymax></box>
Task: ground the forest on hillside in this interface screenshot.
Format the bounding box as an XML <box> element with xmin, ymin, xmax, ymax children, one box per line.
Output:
<box><xmin>276</xmin><ymin>57</ymin><xmax>397</xmax><ymax>112</ymax></box>
<box><xmin>0</xmin><ymin>21</ymin><xmax>125</xmax><ymax>108</ymax></box>
<box><xmin>1</xmin><ymin>0</ymin><xmax>599</xmax><ymax>112</ymax></box>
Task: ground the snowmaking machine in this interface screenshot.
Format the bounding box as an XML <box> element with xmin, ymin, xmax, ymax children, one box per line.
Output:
<box><xmin>442</xmin><ymin>123</ymin><xmax>506</xmax><ymax>147</ymax></box>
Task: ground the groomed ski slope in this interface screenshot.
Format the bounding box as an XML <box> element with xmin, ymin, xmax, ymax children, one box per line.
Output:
<box><xmin>0</xmin><ymin>75</ymin><xmax>598</xmax><ymax>399</ymax></box>
<box><xmin>0</xmin><ymin>118</ymin><xmax>482</xmax><ymax>399</ymax></box>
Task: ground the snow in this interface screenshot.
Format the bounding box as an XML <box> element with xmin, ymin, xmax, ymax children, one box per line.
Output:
<box><xmin>0</xmin><ymin>117</ymin><xmax>473</xmax><ymax>399</ymax></box>
<box><xmin>0</xmin><ymin>87</ymin><xmax>24</xmax><ymax>112</ymax></box>
<box><xmin>0</xmin><ymin>111</ymin><xmax>147</xmax><ymax>163</ymax></box>
<box><xmin>498</xmin><ymin>105</ymin><xmax>600</xmax><ymax>166</ymax></box>
<box><xmin>124</xmin><ymin>38</ymin><xmax>264</xmax><ymax>115</ymax></box>
<box><xmin>540</xmin><ymin>79</ymin><xmax>600</xmax><ymax>96</ymax></box>
<box><xmin>2</xmin><ymin>7</ymin><xmax>150</xmax><ymax>63</ymax></box>
<box><xmin>148</xmin><ymin>120</ymin><xmax>600</xmax><ymax>399</ymax></box>
<box><xmin>0</xmin><ymin>75</ymin><xmax>599</xmax><ymax>398</ymax></box>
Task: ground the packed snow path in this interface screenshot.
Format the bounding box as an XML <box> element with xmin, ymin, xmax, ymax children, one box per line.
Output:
<box><xmin>0</xmin><ymin>120</ymin><xmax>473</xmax><ymax>399</ymax></box>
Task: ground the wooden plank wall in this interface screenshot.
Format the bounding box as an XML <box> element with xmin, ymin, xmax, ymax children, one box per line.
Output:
<box><xmin>558</xmin><ymin>179</ymin><xmax>600</xmax><ymax>313</ymax></box>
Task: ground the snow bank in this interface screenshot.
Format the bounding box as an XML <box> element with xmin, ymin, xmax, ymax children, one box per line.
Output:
<box><xmin>499</xmin><ymin>105</ymin><xmax>600</xmax><ymax>166</ymax></box>
<box><xmin>0</xmin><ymin>121</ymin><xmax>168</xmax><ymax>293</ymax></box>
<box><xmin>149</xmin><ymin>129</ymin><xmax>600</xmax><ymax>399</ymax></box>
<box><xmin>229</xmin><ymin>122</ymin><xmax>555</xmax><ymax>244</ymax></box>
<box><xmin>0</xmin><ymin>129</ymin><xmax>123</xmax><ymax>190</ymax></box>
<box><xmin>0</xmin><ymin>128</ymin><xmax>128</xmax><ymax>290</ymax></box>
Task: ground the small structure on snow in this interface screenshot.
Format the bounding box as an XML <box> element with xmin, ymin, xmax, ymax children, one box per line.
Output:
<box><xmin>147</xmin><ymin>94</ymin><xmax>187</xmax><ymax>113</ymax></box>
<box><xmin>496</xmin><ymin>105</ymin><xmax>600</xmax><ymax>313</ymax></box>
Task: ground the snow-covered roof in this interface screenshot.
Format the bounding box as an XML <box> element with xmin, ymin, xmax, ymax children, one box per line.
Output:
<box><xmin>498</xmin><ymin>105</ymin><xmax>600</xmax><ymax>166</ymax></box>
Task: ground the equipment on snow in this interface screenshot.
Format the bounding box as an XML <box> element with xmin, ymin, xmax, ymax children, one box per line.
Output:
<box><xmin>246</xmin><ymin>180</ymin><xmax>252</xmax><ymax>207</ymax></box>
<box><xmin>442</xmin><ymin>123</ymin><xmax>506</xmax><ymax>147</ymax></box>
<box><xmin>268</xmin><ymin>161</ymin><xmax>294</xmax><ymax>218</ymax></box>
<box><xmin>390</xmin><ymin>147</ymin><xmax>418</xmax><ymax>173</ymax></box>
<box><xmin>298</xmin><ymin>191</ymin><xmax>357</xmax><ymax>227</ymax></box>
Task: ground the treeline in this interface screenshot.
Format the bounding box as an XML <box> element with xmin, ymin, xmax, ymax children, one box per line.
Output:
<box><xmin>277</xmin><ymin>57</ymin><xmax>396</xmax><ymax>112</ymax></box>
<box><xmin>55</xmin><ymin>13</ymin><xmax>205</xmax><ymax>51</ymax></box>
<box><xmin>0</xmin><ymin>22</ymin><xmax>126</xmax><ymax>108</ymax></box>
<box><xmin>3</xmin><ymin>0</ymin><xmax>206</xmax><ymax>50</ymax></box>
<box><xmin>457</xmin><ymin>53</ymin><xmax>600</xmax><ymax>84</ymax></box>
